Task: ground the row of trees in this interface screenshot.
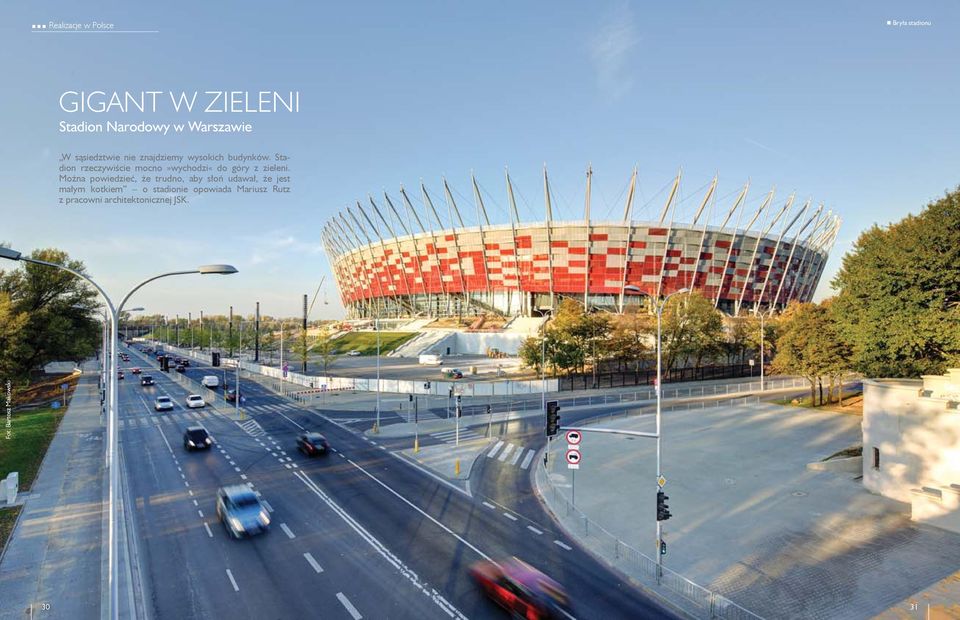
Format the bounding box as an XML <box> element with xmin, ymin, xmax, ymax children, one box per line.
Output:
<box><xmin>0</xmin><ymin>249</ymin><xmax>101</xmax><ymax>389</ymax></box>
<box><xmin>518</xmin><ymin>294</ymin><xmax>771</xmax><ymax>378</ymax></box>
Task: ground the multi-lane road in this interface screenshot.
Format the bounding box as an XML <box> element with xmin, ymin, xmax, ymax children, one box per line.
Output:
<box><xmin>117</xmin><ymin>344</ymin><xmax>678</xmax><ymax>619</ymax></box>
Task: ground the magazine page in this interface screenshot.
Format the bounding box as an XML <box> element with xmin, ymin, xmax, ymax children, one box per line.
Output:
<box><xmin>1</xmin><ymin>3</ymin><xmax>958</xmax><ymax>619</ymax></box>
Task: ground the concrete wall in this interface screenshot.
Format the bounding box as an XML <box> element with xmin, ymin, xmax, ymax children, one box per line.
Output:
<box><xmin>863</xmin><ymin>377</ymin><xmax>960</xmax><ymax>505</ymax></box>
<box><xmin>431</xmin><ymin>331</ymin><xmax>528</xmax><ymax>356</ymax></box>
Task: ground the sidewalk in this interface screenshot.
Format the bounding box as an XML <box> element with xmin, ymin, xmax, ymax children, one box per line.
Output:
<box><xmin>0</xmin><ymin>361</ymin><xmax>104</xmax><ymax>620</ymax></box>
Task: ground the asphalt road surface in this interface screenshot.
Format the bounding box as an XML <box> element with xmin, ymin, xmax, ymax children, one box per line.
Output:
<box><xmin>118</xmin><ymin>345</ymin><xmax>679</xmax><ymax>619</ymax></box>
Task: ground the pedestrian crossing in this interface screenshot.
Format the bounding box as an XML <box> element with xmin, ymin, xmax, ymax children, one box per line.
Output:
<box><xmin>487</xmin><ymin>440</ymin><xmax>537</xmax><ymax>470</ymax></box>
<box><xmin>429</xmin><ymin>427</ymin><xmax>485</xmax><ymax>444</ymax></box>
<box><xmin>120</xmin><ymin>409</ymin><xmax>214</xmax><ymax>429</ymax></box>
<box><xmin>242</xmin><ymin>402</ymin><xmax>302</xmax><ymax>416</ymax></box>
<box><xmin>239</xmin><ymin>419</ymin><xmax>266</xmax><ymax>437</ymax></box>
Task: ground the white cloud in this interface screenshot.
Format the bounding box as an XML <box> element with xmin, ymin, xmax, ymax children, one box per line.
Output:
<box><xmin>589</xmin><ymin>3</ymin><xmax>640</xmax><ymax>101</ymax></box>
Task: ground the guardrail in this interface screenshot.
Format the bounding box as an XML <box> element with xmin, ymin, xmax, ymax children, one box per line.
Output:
<box><xmin>539</xmin><ymin>398</ymin><xmax>766</xmax><ymax>620</ymax></box>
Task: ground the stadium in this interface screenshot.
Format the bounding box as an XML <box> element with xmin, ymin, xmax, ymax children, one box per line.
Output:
<box><xmin>322</xmin><ymin>168</ymin><xmax>840</xmax><ymax>319</ymax></box>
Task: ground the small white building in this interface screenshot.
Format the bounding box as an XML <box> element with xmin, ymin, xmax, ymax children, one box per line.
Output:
<box><xmin>863</xmin><ymin>369</ymin><xmax>960</xmax><ymax>533</ymax></box>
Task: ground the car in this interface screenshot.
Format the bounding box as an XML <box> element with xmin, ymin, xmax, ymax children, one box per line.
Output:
<box><xmin>296</xmin><ymin>432</ymin><xmax>329</xmax><ymax>456</ymax></box>
<box><xmin>155</xmin><ymin>353</ymin><xmax>164</xmax><ymax>361</ymax></box>
<box><xmin>180</xmin><ymin>359</ymin><xmax>190</xmax><ymax>367</ymax></box>
<box><xmin>154</xmin><ymin>396</ymin><xmax>174</xmax><ymax>411</ymax></box>
<box><xmin>131</xmin><ymin>367</ymin><xmax>141</xmax><ymax>374</ymax></box>
<box><xmin>117</xmin><ymin>370</ymin><xmax>125</xmax><ymax>380</ymax></box>
<box><xmin>183</xmin><ymin>426</ymin><xmax>212</xmax><ymax>451</ymax></box>
<box><xmin>216</xmin><ymin>484</ymin><xmax>270</xmax><ymax>539</ymax></box>
<box><xmin>185</xmin><ymin>395</ymin><xmax>206</xmax><ymax>409</ymax></box>
<box><xmin>470</xmin><ymin>557</ymin><xmax>571</xmax><ymax>620</ymax></box>
<box><xmin>346</xmin><ymin>350</ymin><xmax>361</xmax><ymax>356</ymax></box>
<box><xmin>201</xmin><ymin>375</ymin><xmax>220</xmax><ymax>389</ymax></box>
<box><xmin>175</xmin><ymin>364</ymin><xmax>186</xmax><ymax>373</ymax></box>
<box><xmin>225</xmin><ymin>389</ymin><xmax>244</xmax><ymax>403</ymax></box>
<box><xmin>140</xmin><ymin>375</ymin><xmax>155</xmax><ymax>386</ymax></box>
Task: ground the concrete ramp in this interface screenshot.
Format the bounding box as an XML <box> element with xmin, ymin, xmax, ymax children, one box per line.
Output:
<box><xmin>388</xmin><ymin>329</ymin><xmax>454</xmax><ymax>358</ymax></box>
<box><xmin>503</xmin><ymin>316</ymin><xmax>547</xmax><ymax>335</ymax></box>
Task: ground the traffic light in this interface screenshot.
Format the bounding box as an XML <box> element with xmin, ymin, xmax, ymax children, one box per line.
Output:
<box><xmin>657</xmin><ymin>490</ymin><xmax>672</xmax><ymax>521</ymax></box>
<box><xmin>456</xmin><ymin>394</ymin><xmax>462</xmax><ymax>417</ymax></box>
<box><xmin>408</xmin><ymin>393</ymin><xmax>414</xmax><ymax>402</ymax></box>
<box><xmin>424</xmin><ymin>381</ymin><xmax>431</xmax><ymax>390</ymax></box>
<box><xmin>546</xmin><ymin>400</ymin><xmax>560</xmax><ymax>437</ymax></box>
<box><xmin>486</xmin><ymin>404</ymin><xmax>492</xmax><ymax>415</ymax></box>
<box><xmin>161</xmin><ymin>356</ymin><xmax>170</xmax><ymax>372</ymax></box>
<box><xmin>212</xmin><ymin>352</ymin><xmax>221</xmax><ymax>367</ymax></box>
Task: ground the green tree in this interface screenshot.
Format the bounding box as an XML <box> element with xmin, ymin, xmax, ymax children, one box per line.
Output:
<box><xmin>661</xmin><ymin>292</ymin><xmax>725</xmax><ymax>370</ymax></box>
<box><xmin>772</xmin><ymin>301</ymin><xmax>850</xmax><ymax>405</ymax></box>
<box><xmin>314</xmin><ymin>332</ymin><xmax>336</xmax><ymax>376</ymax></box>
<box><xmin>831</xmin><ymin>188</ymin><xmax>960</xmax><ymax>377</ymax></box>
<box><xmin>0</xmin><ymin>292</ymin><xmax>30</xmax><ymax>384</ymax></box>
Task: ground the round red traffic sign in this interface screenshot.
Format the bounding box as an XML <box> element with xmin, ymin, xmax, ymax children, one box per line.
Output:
<box><xmin>565</xmin><ymin>449</ymin><xmax>581</xmax><ymax>464</ymax></box>
<box><xmin>565</xmin><ymin>430</ymin><xmax>582</xmax><ymax>445</ymax></box>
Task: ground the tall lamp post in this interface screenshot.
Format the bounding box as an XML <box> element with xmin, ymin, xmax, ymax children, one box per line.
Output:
<box><xmin>0</xmin><ymin>247</ymin><xmax>237</xmax><ymax>620</ymax></box>
<box><xmin>628</xmin><ymin>284</ymin><xmax>689</xmax><ymax>582</ymax></box>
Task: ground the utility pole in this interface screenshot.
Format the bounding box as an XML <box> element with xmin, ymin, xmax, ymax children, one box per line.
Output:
<box><xmin>228</xmin><ymin>305</ymin><xmax>234</xmax><ymax>357</ymax></box>
<box><xmin>302</xmin><ymin>294</ymin><xmax>308</xmax><ymax>373</ymax></box>
<box><xmin>255</xmin><ymin>301</ymin><xmax>260</xmax><ymax>362</ymax></box>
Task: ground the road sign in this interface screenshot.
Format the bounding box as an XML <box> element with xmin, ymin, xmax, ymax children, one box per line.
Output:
<box><xmin>658</xmin><ymin>475</ymin><xmax>666</xmax><ymax>488</ymax></box>
<box><xmin>61</xmin><ymin>383</ymin><xmax>69</xmax><ymax>391</ymax></box>
<box><xmin>565</xmin><ymin>430</ymin><xmax>581</xmax><ymax>445</ymax></box>
<box><xmin>565</xmin><ymin>449</ymin><xmax>581</xmax><ymax>469</ymax></box>
<box><xmin>748</xmin><ymin>359</ymin><xmax>755</xmax><ymax>367</ymax></box>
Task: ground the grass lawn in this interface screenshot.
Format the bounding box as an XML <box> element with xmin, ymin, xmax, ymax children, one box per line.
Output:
<box><xmin>331</xmin><ymin>332</ymin><xmax>418</xmax><ymax>355</ymax></box>
<box><xmin>0</xmin><ymin>505</ymin><xmax>23</xmax><ymax>555</ymax></box>
<box><xmin>775</xmin><ymin>391</ymin><xmax>864</xmax><ymax>414</ymax></box>
<box><xmin>0</xmin><ymin>406</ymin><xmax>66</xmax><ymax>491</ymax></box>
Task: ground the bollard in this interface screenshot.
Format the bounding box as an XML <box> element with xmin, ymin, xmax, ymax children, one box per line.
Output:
<box><xmin>413</xmin><ymin>436</ymin><xmax>419</xmax><ymax>453</ymax></box>
<box><xmin>454</xmin><ymin>458</ymin><xmax>460</xmax><ymax>476</ymax></box>
<box><xmin>4</xmin><ymin>472</ymin><xmax>18</xmax><ymax>505</ymax></box>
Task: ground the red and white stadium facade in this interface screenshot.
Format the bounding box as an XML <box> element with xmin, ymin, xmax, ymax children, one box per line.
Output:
<box><xmin>322</xmin><ymin>169</ymin><xmax>840</xmax><ymax>318</ymax></box>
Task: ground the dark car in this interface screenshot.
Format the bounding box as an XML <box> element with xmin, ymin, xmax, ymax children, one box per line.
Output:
<box><xmin>117</xmin><ymin>370</ymin><xmax>125</xmax><ymax>380</ymax></box>
<box><xmin>225</xmin><ymin>389</ymin><xmax>244</xmax><ymax>403</ymax></box>
<box><xmin>296</xmin><ymin>432</ymin><xmax>329</xmax><ymax>456</ymax></box>
<box><xmin>131</xmin><ymin>367</ymin><xmax>141</xmax><ymax>375</ymax></box>
<box><xmin>470</xmin><ymin>557</ymin><xmax>571</xmax><ymax>620</ymax></box>
<box><xmin>175</xmin><ymin>364</ymin><xmax>186</xmax><ymax>373</ymax></box>
<box><xmin>180</xmin><ymin>359</ymin><xmax>191</xmax><ymax>367</ymax></box>
<box><xmin>183</xmin><ymin>426</ymin><xmax>212</xmax><ymax>451</ymax></box>
<box><xmin>216</xmin><ymin>485</ymin><xmax>270</xmax><ymax>539</ymax></box>
<box><xmin>140</xmin><ymin>375</ymin><xmax>155</xmax><ymax>386</ymax></box>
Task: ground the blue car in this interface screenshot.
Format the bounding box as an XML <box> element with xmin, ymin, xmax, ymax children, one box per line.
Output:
<box><xmin>216</xmin><ymin>485</ymin><xmax>270</xmax><ymax>539</ymax></box>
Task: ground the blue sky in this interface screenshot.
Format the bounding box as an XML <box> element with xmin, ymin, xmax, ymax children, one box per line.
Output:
<box><xmin>2</xmin><ymin>1</ymin><xmax>958</xmax><ymax>319</ymax></box>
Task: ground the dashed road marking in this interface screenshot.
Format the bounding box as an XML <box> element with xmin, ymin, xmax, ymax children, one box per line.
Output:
<box><xmin>482</xmin><ymin>501</ymin><xmax>496</xmax><ymax>510</ymax></box>
<box><xmin>503</xmin><ymin>512</ymin><xmax>518</xmax><ymax>521</ymax></box>
<box><xmin>527</xmin><ymin>525</ymin><xmax>543</xmax><ymax>535</ymax></box>
<box><xmin>280</xmin><ymin>523</ymin><xmax>295</xmax><ymax>539</ymax></box>
<box><xmin>226</xmin><ymin>569</ymin><xmax>239</xmax><ymax>591</ymax></box>
<box><xmin>336</xmin><ymin>592</ymin><xmax>362</xmax><ymax>620</ymax></box>
<box><xmin>203</xmin><ymin>523</ymin><xmax>213</xmax><ymax>538</ymax></box>
<box><xmin>198</xmin><ymin>510</ymin><xmax>204</xmax><ymax>518</ymax></box>
<box><xmin>304</xmin><ymin>552</ymin><xmax>323</xmax><ymax>573</ymax></box>
<box><xmin>553</xmin><ymin>540</ymin><xmax>572</xmax><ymax>550</ymax></box>
<box><xmin>261</xmin><ymin>499</ymin><xmax>274</xmax><ymax>513</ymax></box>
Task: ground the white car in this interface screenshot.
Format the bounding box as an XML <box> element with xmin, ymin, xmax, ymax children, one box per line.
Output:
<box><xmin>154</xmin><ymin>396</ymin><xmax>174</xmax><ymax>412</ymax></box>
<box><xmin>201</xmin><ymin>375</ymin><xmax>220</xmax><ymax>388</ymax></box>
<box><xmin>346</xmin><ymin>350</ymin><xmax>361</xmax><ymax>356</ymax></box>
<box><xmin>186</xmin><ymin>395</ymin><xmax>206</xmax><ymax>409</ymax></box>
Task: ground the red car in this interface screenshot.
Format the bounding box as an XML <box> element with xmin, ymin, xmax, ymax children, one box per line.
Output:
<box><xmin>470</xmin><ymin>557</ymin><xmax>571</xmax><ymax>619</ymax></box>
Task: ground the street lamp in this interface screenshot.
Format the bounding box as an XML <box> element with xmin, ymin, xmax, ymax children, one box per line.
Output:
<box><xmin>638</xmin><ymin>284</ymin><xmax>689</xmax><ymax>582</ymax></box>
<box><xmin>0</xmin><ymin>248</ymin><xmax>237</xmax><ymax>620</ymax></box>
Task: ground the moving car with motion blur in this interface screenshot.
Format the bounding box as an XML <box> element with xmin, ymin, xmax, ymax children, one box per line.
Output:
<box><xmin>469</xmin><ymin>557</ymin><xmax>571</xmax><ymax>620</ymax></box>
<box><xmin>225</xmin><ymin>388</ymin><xmax>244</xmax><ymax>403</ymax></box>
<box><xmin>131</xmin><ymin>367</ymin><xmax>141</xmax><ymax>374</ymax></box>
<box><xmin>185</xmin><ymin>394</ymin><xmax>206</xmax><ymax>409</ymax></box>
<box><xmin>154</xmin><ymin>396</ymin><xmax>174</xmax><ymax>412</ymax></box>
<box><xmin>296</xmin><ymin>432</ymin><xmax>329</xmax><ymax>457</ymax></box>
<box><xmin>140</xmin><ymin>375</ymin><xmax>155</xmax><ymax>386</ymax></box>
<box><xmin>183</xmin><ymin>426</ymin><xmax>212</xmax><ymax>451</ymax></box>
<box><xmin>216</xmin><ymin>484</ymin><xmax>270</xmax><ymax>539</ymax></box>
<box><xmin>175</xmin><ymin>364</ymin><xmax>186</xmax><ymax>373</ymax></box>
<box><xmin>201</xmin><ymin>375</ymin><xmax>220</xmax><ymax>389</ymax></box>
<box><xmin>117</xmin><ymin>370</ymin><xmax>125</xmax><ymax>380</ymax></box>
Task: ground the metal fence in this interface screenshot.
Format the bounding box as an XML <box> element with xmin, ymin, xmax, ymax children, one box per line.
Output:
<box><xmin>539</xmin><ymin>406</ymin><xmax>766</xmax><ymax>620</ymax></box>
<box><xmin>560</xmin><ymin>363</ymin><xmax>765</xmax><ymax>391</ymax></box>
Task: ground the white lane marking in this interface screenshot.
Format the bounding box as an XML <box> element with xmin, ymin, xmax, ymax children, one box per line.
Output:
<box><xmin>261</xmin><ymin>499</ymin><xmax>274</xmax><ymax>513</ymax></box>
<box><xmin>554</xmin><ymin>540</ymin><xmax>572</xmax><ymax>550</ymax></box>
<box><xmin>188</xmin><ymin>490</ymin><xmax>194</xmax><ymax>497</ymax></box>
<box><xmin>280</xmin><ymin>523</ymin><xmax>295</xmax><ymax>539</ymax></box>
<box><xmin>336</xmin><ymin>592</ymin><xmax>362</xmax><ymax>620</ymax></box>
<box><xmin>509</xmin><ymin>447</ymin><xmax>525</xmax><ymax>466</ymax></box>
<box><xmin>193</xmin><ymin>500</ymin><xmax>198</xmax><ymax>507</ymax></box>
<box><xmin>392</xmin><ymin>452</ymin><xmax>472</xmax><ymax>499</ymax></box>
<box><xmin>198</xmin><ymin>510</ymin><xmax>204</xmax><ymax>518</ymax></box>
<box><xmin>229</xmin><ymin>460</ymin><xmax>236</xmax><ymax>466</ymax></box>
<box><xmin>520</xmin><ymin>450</ymin><xmax>536</xmax><ymax>470</ymax></box>
<box><xmin>487</xmin><ymin>441</ymin><xmax>504</xmax><ymax>458</ymax></box>
<box><xmin>498</xmin><ymin>443</ymin><xmax>515</xmax><ymax>462</ymax></box>
<box><xmin>240</xmin><ymin>474</ymin><xmax>248</xmax><ymax>480</ymax></box>
<box><xmin>527</xmin><ymin>525</ymin><xmax>543</xmax><ymax>535</ymax></box>
<box><xmin>276</xmin><ymin>410</ymin><xmax>304</xmax><ymax>430</ymax></box>
<box><xmin>284</xmin><ymin>463</ymin><xmax>292</xmax><ymax>469</ymax></box>
<box><xmin>294</xmin><ymin>471</ymin><xmax>466</xmax><ymax>619</ymax></box>
<box><xmin>482</xmin><ymin>501</ymin><xmax>496</xmax><ymax>510</ymax></box>
<box><xmin>184</xmin><ymin>481</ymin><xmax>190</xmax><ymax>487</ymax></box>
<box><xmin>338</xmin><ymin>453</ymin><xmax>346</xmax><ymax>459</ymax></box>
<box><xmin>226</xmin><ymin>569</ymin><xmax>239</xmax><ymax>592</ymax></box>
<box><xmin>234</xmin><ymin>467</ymin><xmax>241</xmax><ymax>473</ymax></box>
<box><xmin>270</xmin><ymin>452</ymin><xmax>277</xmax><ymax>458</ymax></box>
<box><xmin>503</xmin><ymin>512</ymin><xmax>518</xmax><ymax>521</ymax></box>
<box><xmin>203</xmin><ymin>523</ymin><xmax>213</xmax><ymax>538</ymax></box>
<box><xmin>304</xmin><ymin>552</ymin><xmax>323</xmax><ymax>573</ymax></box>
<box><xmin>345</xmin><ymin>459</ymin><xmax>494</xmax><ymax>563</ymax></box>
